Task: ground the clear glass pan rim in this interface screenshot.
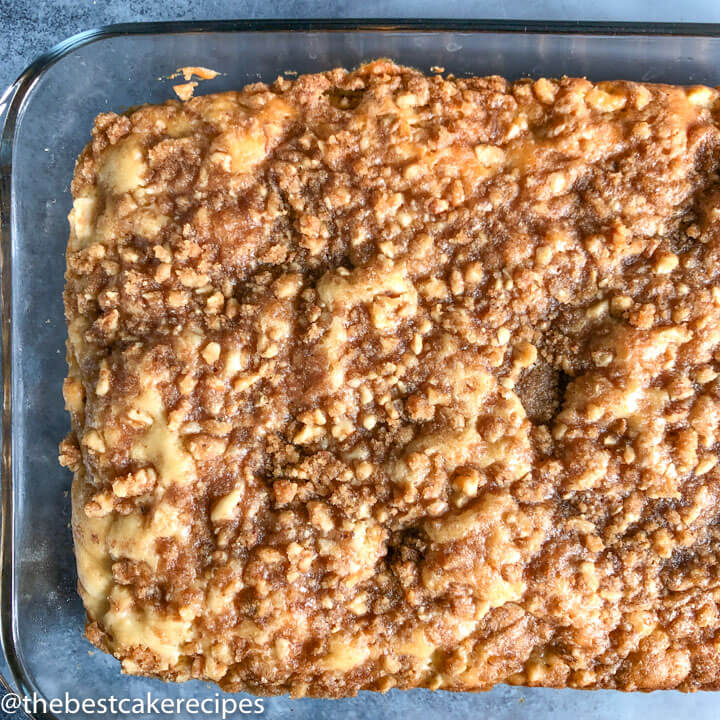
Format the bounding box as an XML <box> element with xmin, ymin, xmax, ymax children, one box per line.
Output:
<box><xmin>4</xmin><ymin>17</ymin><xmax>720</xmax><ymax>720</ymax></box>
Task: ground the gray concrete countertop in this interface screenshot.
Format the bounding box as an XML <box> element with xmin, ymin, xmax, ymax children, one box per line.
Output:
<box><xmin>2</xmin><ymin>0</ymin><xmax>720</xmax><ymax>91</ymax></box>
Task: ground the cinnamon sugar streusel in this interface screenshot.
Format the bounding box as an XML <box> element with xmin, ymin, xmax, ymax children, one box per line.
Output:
<box><xmin>60</xmin><ymin>60</ymin><xmax>720</xmax><ymax>695</ymax></box>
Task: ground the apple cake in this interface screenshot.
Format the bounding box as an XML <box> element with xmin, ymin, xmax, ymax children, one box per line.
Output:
<box><xmin>60</xmin><ymin>60</ymin><xmax>720</xmax><ymax>694</ymax></box>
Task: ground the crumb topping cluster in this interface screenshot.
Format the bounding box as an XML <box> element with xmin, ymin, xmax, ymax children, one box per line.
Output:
<box><xmin>61</xmin><ymin>60</ymin><xmax>720</xmax><ymax>694</ymax></box>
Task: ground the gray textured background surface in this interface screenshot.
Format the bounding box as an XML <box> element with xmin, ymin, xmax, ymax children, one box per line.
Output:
<box><xmin>3</xmin><ymin>0</ymin><xmax>720</xmax><ymax>92</ymax></box>
<box><xmin>2</xmin><ymin>1</ymin><xmax>720</xmax><ymax>719</ymax></box>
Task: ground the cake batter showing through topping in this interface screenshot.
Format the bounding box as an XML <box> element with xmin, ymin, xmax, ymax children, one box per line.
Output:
<box><xmin>60</xmin><ymin>60</ymin><xmax>720</xmax><ymax>694</ymax></box>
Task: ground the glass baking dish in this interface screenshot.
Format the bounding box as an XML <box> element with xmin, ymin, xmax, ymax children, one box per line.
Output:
<box><xmin>5</xmin><ymin>18</ymin><xmax>720</xmax><ymax>720</ymax></box>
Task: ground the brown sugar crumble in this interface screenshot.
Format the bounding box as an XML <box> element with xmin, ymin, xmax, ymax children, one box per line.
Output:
<box><xmin>60</xmin><ymin>60</ymin><xmax>720</xmax><ymax>695</ymax></box>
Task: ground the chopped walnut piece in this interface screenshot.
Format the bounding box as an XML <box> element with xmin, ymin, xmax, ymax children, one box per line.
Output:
<box><xmin>62</xmin><ymin>377</ymin><xmax>85</xmax><ymax>413</ymax></box>
<box><xmin>95</xmin><ymin>361</ymin><xmax>111</xmax><ymax>396</ymax></box>
<box><xmin>81</xmin><ymin>429</ymin><xmax>106</xmax><ymax>453</ymax></box>
<box><xmin>187</xmin><ymin>434</ymin><xmax>228</xmax><ymax>461</ymax></box>
<box><xmin>58</xmin><ymin>434</ymin><xmax>81</xmax><ymax>471</ymax></box>
<box><xmin>201</xmin><ymin>342</ymin><xmax>221</xmax><ymax>364</ymax></box>
<box><xmin>84</xmin><ymin>490</ymin><xmax>114</xmax><ymax>518</ymax></box>
<box><xmin>112</xmin><ymin>467</ymin><xmax>158</xmax><ymax>498</ymax></box>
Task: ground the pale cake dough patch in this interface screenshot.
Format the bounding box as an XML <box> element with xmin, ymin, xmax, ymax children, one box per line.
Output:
<box><xmin>60</xmin><ymin>61</ymin><xmax>720</xmax><ymax>695</ymax></box>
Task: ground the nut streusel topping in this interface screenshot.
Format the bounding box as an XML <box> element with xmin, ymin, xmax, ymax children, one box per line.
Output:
<box><xmin>61</xmin><ymin>60</ymin><xmax>720</xmax><ymax>694</ymax></box>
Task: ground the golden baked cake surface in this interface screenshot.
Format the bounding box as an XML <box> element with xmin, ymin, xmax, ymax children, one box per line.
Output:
<box><xmin>60</xmin><ymin>60</ymin><xmax>720</xmax><ymax>694</ymax></box>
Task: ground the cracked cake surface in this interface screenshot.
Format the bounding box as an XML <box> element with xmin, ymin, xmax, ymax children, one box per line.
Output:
<box><xmin>60</xmin><ymin>59</ymin><xmax>720</xmax><ymax>694</ymax></box>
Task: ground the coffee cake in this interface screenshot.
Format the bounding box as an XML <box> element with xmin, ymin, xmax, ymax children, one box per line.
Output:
<box><xmin>60</xmin><ymin>60</ymin><xmax>720</xmax><ymax>694</ymax></box>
